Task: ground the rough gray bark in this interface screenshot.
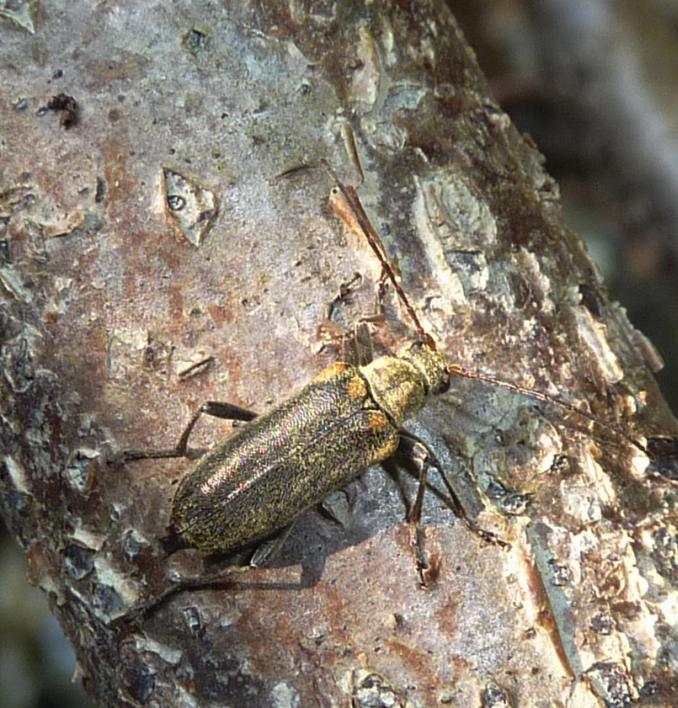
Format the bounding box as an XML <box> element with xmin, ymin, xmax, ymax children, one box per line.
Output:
<box><xmin>1</xmin><ymin>1</ymin><xmax>676</xmax><ymax>706</ymax></box>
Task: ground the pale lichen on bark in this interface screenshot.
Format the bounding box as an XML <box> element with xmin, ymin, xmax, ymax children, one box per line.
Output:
<box><xmin>1</xmin><ymin>1</ymin><xmax>676</xmax><ymax>706</ymax></box>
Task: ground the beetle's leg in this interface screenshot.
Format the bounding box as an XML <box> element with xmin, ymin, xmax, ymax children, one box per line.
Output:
<box><xmin>405</xmin><ymin>448</ymin><xmax>432</xmax><ymax>584</ymax></box>
<box><xmin>372</xmin><ymin>266</ymin><xmax>390</xmax><ymax>322</ymax></box>
<box><xmin>181</xmin><ymin>402</ymin><xmax>257</xmax><ymax>447</ymax></box>
<box><xmin>111</xmin><ymin>565</ymin><xmax>251</xmax><ymax>627</ymax></box>
<box><xmin>249</xmin><ymin>522</ymin><xmax>297</xmax><ymax>567</ymax></box>
<box><xmin>324</xmin><ymin>271</ymin><xmax>363</xmax><ymax>323</ymax></box>
<box><xmin>407</xmin><ymin>449</ymin><xmax>429</xmax><ymax>525</ymax></box>
<box><xmin>398</xmin><ymin>431</ymin><xmax>509</xmax><ymax>548</ymax></box>
<box><xmin>123</xmin><ymin>401</ymin><xmax>257</xmax><ymax>461</ymax></box>
<box><xmin>318</xmin><ymin>273</ymin><xmax>367</xmax><ymax>357</ymax></box>
<box><xmin>342</xmin><ymin>321</ymin><xmax>374</xmax><ymax>366</ymax></box>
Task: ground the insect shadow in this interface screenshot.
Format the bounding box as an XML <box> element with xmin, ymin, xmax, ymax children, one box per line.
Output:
<box><xmin>118</xmin><ymin>411</ymin><xmax>485</xmax><ymax>627</ymax></box>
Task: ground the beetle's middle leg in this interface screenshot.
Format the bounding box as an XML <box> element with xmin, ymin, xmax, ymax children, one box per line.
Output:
<box><xmin>249</xmin><ymin>522</ymin><xmax>297</xmax><ymax>567</ymax></box>
<box><xmin>398</xmin><ymin>431</ymin><xmax>509</xmax><ymax>549</ymax></box>
<box><xmin>123</xmin><ymin>401</ymin><xmax>257</xmax><ymax>461</ymax></box>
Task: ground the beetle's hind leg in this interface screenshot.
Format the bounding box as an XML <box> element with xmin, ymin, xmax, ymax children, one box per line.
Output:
<box><xmin>123</xmin><ymin>401</ymin><xmax>257</xmax><ymax>461</ymax></box>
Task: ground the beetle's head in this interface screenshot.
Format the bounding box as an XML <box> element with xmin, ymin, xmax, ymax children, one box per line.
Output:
<box><xmin>399</xmin><ymin>341</ymin><xmax>450</xmax><ymax>395</ymax></box>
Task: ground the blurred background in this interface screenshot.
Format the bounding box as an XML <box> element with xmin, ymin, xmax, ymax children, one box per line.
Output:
<box><xmin>2</xmin><ymin>1</ymin><xmax>676</xmax><ymax>706</ymax></box>
<box><xmin>455</xmin><ymin>0</ymin><xmax>678</xmax><ymax>412</ymax></box>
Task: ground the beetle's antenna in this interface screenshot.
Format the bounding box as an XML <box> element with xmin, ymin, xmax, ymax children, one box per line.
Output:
<box><xmin>447</xmin><ymin>363</ymin><xmax>648</xmax><ymax>454</ymax></box>
<box><xmin>326</xmin><ymin>163</ymin><xmax>649</xmax><ymax>457</ymax></box>
<box><xmin>324</xmin><ymin>160</ymin><xmax>436</xmax><ymax>351</ymax></box>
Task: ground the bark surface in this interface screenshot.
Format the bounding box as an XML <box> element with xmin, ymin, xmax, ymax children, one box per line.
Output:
<box><xmin>1</xmin><ymin>1</ymin><xmax>676</xmax><ymax>706</ymax></box>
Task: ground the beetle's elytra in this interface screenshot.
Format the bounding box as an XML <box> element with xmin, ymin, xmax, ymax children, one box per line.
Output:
<box><xmin>169</xmin><ymin>341</ymin><xmax>449</xmax><ymax>554</ymax></box>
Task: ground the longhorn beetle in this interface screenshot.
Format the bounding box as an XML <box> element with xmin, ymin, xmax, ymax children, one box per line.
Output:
<box><xmin>123</xmin><ymin>161</ymin><xmax>655</xmax><ymax>614</ymax></box>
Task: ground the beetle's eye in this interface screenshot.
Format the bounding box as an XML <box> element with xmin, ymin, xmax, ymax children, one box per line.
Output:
<box><xmin>438</xmin><ymin>374</ymin><xmax>451</xmax><ymax>394</ymax></box>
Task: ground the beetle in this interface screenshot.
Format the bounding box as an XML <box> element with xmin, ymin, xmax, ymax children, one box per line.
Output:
<box><xmin>179</xmin><ymin>343</ymin><xmax>450</xmax><ymax>548</ymax></box>
<box><xmin>123</xmin><ymin>164</ymin><xmax>653</xmax><ymax>611</ymax></box>
<box><xmin>125</xmin><ymin>332</ymin><xmax>500</xmax><ymax>561</ymax></box>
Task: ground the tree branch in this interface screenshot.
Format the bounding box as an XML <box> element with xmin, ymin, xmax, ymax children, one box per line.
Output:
<box><xmin>1</xmin><ymin>1</ymin><xmax>676</xmax><ymax>705</ymax></box>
